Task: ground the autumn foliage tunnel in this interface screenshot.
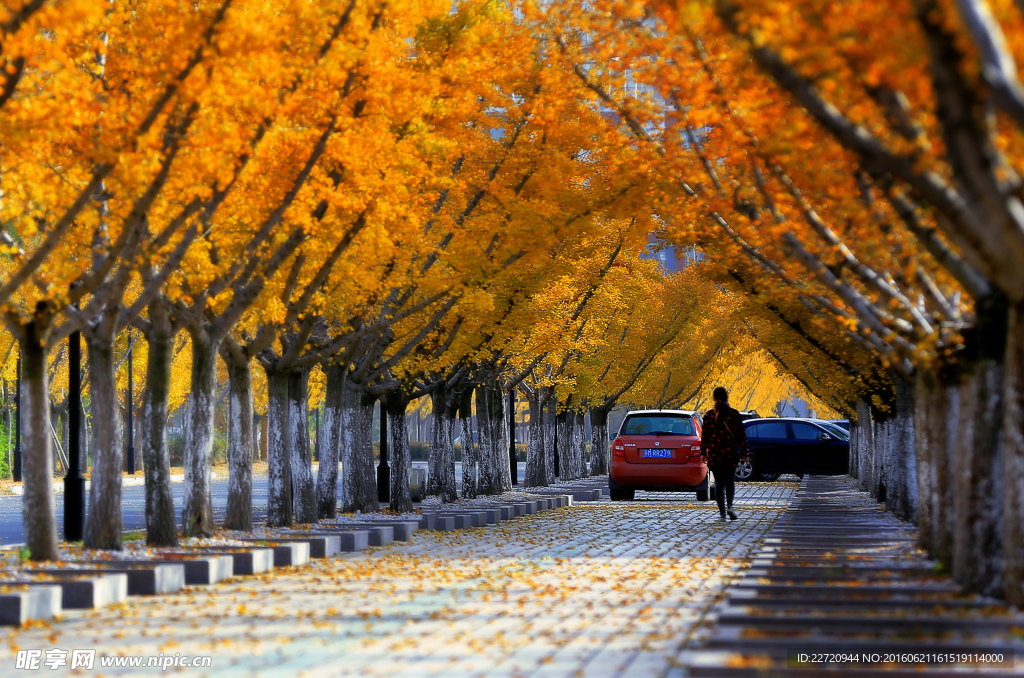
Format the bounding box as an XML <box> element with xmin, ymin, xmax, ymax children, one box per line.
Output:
<box><xmin>0</xmin><ymin>0</ymin><xmax>1023</xmax><ymax>603</ymax></box>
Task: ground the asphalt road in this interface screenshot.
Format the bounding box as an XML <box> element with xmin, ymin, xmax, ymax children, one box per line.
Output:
<box><xmin>0</xmin><ymin>462</ymin><xmax>529</xmax><ymax>546</ymax></box>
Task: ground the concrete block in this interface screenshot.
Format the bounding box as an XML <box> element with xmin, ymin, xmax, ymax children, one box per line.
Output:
<box><xmin>189</xmin><ymin>547</ymin><xmax>274</xmax><ymax>575</ymax></box>
<box><xmin>274</xmin><ymin>534</ymin><xmax>341</xmax><ymax>558</ymax></box>
<box><xmin>240</xmin><ymin>540</ymin><xmax>311</xmax><ymax>567</ymax></box>
<box><xmin>454</xmin><ymin>515</ymin><xmax>473</xmax><ymax>529</ymax></box>
<box><xmin>8</xmin><ymin>574</ymin><xmax>127</xmax><ymax>609</ymax></box>
<box><xmin>360</xmin><ymin>520</ymin><xmax>418</xmax><ymax>541</ymax></box>
<box><xmin>149</xmin><ymin>555</ymin><xmax>233</xmax><ymax>585</ymax></box>
<box><xmin>337</xmin><ymin>531</ymin><xmax>369</xmax><ymax>552</ymax></box>
<box><xmin>320</xmin><ymin>523</ymin><xmax>402</xmax><ymax>544</ymax></box>
<box><xmin>432</xmin><ymin>516</ymin><xmax>455</xmax><ymax>531</ymax></box>
<box><xmin>499</xmin><ymin>506</ymin><xmax>514</xmax><ymax>520</ymax></box>
<box><xmin>0</xmin><ymin>585</ymin><xmax>61</xmax><ymax>625</ymax></box>
<box><xmin>37</xmin><ymin>564</ymin><xmax>185</xmax><ymax>595</ymax></box>
<box><xmin>484</xmin><ymin>509</ymin><xmax>501</xmax><ymax>524</ymax></box>
<box><xmin>416</xmin><ymin>514</ymin><xmax>436</xmax><ymax>531</ymax></box>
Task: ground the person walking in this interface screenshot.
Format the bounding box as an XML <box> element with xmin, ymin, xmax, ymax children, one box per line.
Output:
<box><xmin>700</xmin><ymin>386</ymin><xmax>749</xmax><ymax>522</ymax></box>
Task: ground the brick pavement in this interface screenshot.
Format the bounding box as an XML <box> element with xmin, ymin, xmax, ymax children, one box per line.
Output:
<box><xmin>0</xmin><ymin>482</ymin><xmax>797</xmax><ymax>677</ymax></box>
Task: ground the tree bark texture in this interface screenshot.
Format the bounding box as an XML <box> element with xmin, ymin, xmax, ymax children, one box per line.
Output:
<box><xmin>140</xmin><ymin>316</ymin><xmax>177</xmax><ymax>546</ymax></box>
<box><xmin>490</xmin><ymin>382</ymin><xmax>511</xmax><ymax>492</ymax></box>
<box><xmin>544</xmin><ymin>395</ymin><xmax>557</xmax><ymax>483</ymax></box>
<box><xmin>475</xmin><ymin>385</ymin><xmax>495</xmax><ymax>495</ymax></box>
<box><xmin>84</xmin><ymin>334</ymin><xmax>123</xmax><ymax>550</ymax></box>
<box><xmin>340</xmin><ymin>378</ymin><xmax>379</xmax><ymax>512</ymax></box>
<box><xmin>556</xmin><ymin>409</ymin><xmax>571</xmax><ymax>481</ymax></box>
<box><xmin>573</xmin><ymin>411</ymin><xmax>587</xmax><ymax>479</ymax></box>
<box><xmin>589</xmin><ymin>407</ymin><xmax>610</xmax><ymax>476</ymax></box>
<box><xmin>1004</xmin><ymin>299</ymin><xmax>1024</xmax><ymax>604</ymax></box>
<box><xmin>387</xmin><ymin>396</ymin><xmax>413</xmax><ymax>512</ymax></box>
<box><xmin>854</xmin><ymin>401</ymin><xmax>873</xmax><ymax>491</ymax></box>
<box><xmin>426</xmin><ymin>385</ymin><xmax>458</xmax><ymax>502</ymax></box>
<box><xmin>182</xmin><ymin>329</ymin><xmax>217</xmax><ymax>537</ymax></box>
<box><xmin>289</xmin><ymin>368</ymin><xmax>317</xmax><ymax>524</ymax></box>
<box><xmin>953</xmin><ymin>359</ymin><xmax>1004</xmax><ymax>596</ymax></box>
<box><xmin>459</xmin><ymin>389</ymin><xmax>476</xmax><ymax>499</ymax></box>
<box><xmin>315</xmin><ymin>364</ymin><xmax>343</xmax><ymax>519</ymax></box>
<box><xmin>223</xmin><ymin>357</ymin><xmax>255</xmax><ymax>531</ymax></box>
<box><xmin>913</xmin><ymin>373</ymin><xmax>945</xmax><ymax>554</ymax></box>
<box><xmin>888</xmin><ymin>375</ymin><xmax>918</xmax><ymax>522</ymax></box>
<box><xmin>524</xmin><ymin>390</ymin><xmax>547</xmax><ymax>487</ymax></box>
<box><xmin>21</xmin><ymin>326</ymin><xmax>58</xmax><ymax>560</ymax></box>
<box><xmin>265</xmin><ymin>367</ymin><xmax>293</xmax><ymax>527</ymax></box>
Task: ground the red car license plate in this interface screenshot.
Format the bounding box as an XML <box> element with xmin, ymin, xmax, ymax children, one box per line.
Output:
<box><xmin>642</xmin><ymin>449</ymin><xmax>672</xmax><ymax>458</ymax></box>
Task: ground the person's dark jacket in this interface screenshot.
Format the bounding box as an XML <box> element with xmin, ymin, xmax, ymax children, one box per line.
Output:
<box><xmin>701</xmin><ymin>406</ymin><xmax>749</xmax><ymax>468</ymax></box>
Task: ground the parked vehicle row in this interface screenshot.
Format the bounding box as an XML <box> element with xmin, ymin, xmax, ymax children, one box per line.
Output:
<box><xmin>609</xmin><ymin>409</ymin><xmax>850</xmax><ymax>500</ymax></box>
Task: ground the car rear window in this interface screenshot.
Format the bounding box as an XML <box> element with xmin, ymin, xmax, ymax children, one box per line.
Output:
<box><xmin>620</xmin><ymin>415</ymin><xmax>696</xmax><ymax>436</ymax></box>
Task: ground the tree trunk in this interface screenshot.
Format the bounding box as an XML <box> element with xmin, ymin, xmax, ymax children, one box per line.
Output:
<box><xmin>387</xmin><ymin>395</ymin><xmax>412</xmax><ymax>512</ymax></box>
<box><xmin>525</xmin><ymin>389</ymin><xmax>547</xmax><ymax>487</ymax></box>
<box><xmin>21</xmin><ymin>323</ymin><xmax>58</xmax><ymax>560</ymax></box>
<box><xmin>426</xmin><ymin>388</ymin><xmax>444</xmax><ymax>497</ymax></box>
<box><xmin>556</xmin><ymin>408</ymin><xmax>571</xmax><ymax>481</ymax></box>
<box><xmin>84</xmin><ymin>331</ymin><xmax>123</xmax><ymax>550</ymax></box>
<box><xmin>315</xmin><ymin>363</ymin><xmax>343</xmax><ymax>519</ymax></box>
<box><xmin>589</xmin><ymin>406</ymin><xmax>610</xmax><ymax>476</ymax></box>
<box><xmin>265</xmin><ymin>367</ymin><xmax>292</xmax><ymax>526</ymax></box>
<box><xmin>223</xmin><ymin>356</ymin><xmax>255</xmax><ymax>531</ymax></box>
<box><xmin>952</xmin><ymin>359</ymin><xmax>1004</xmax><ymax>596</ymax></box>
<box><xmin>1004</xmin><ymin>299</ymin><xmax>1024</xmax><ymax>604</ymax></box>
<box><xmin>340</xmin><ymin>378</ymin><xmax>379</xmax><ymax>512</ymax></box>
<box><xmin>914</xmin><ymin>373</ymin><xmax>942</xmax><ymax>554</ymax></box>
<box><xmin>888</xmin><ymin>374</ymin><xmax>918</xmax><ymax>522</ymax></box>
<box><xmin>426</xmin><ymin>385</ymin><xmax>458</xmax><ymax>501</ymax></box>
<box><xmin>545</xmin><ymin>394</ymin><xmax>557</xmax><ymax>483</ymax></box>
<box><xmin>490</xmin><ymin>382</ymin><xmax>511</xmax><ymax>492</ymax></box>
<box><xmin>253</xmin><ymin>414</ymin><xmax>261</xmax><ymax>462</ymax></box>
<box><xmin>573</xmin><ymin>411</ymin><xmax>586</xmax><ymax>479</ymax></box>
<box><xmin>182</xmin><ymin>327</ymin><xmax>217</xmax><ymax>537</ymax></box>
<box><xmin>475</xmin><ymin>385</ymin><xmax>495</xmax><ymax>495</ymax></box>
<box><xmin>140</xmin><ymin>316</ymin><xmax>178</xmax><ymax>547</ymax></box>
<box><xmin>289</xmin><ymin>368</ymin><xmax>317</xmax><ymax>523</ymax></box>
<box><xmin>459</xmin><ymin>389</ymin><xmax>476</xmax><ymax>499</ymax></box>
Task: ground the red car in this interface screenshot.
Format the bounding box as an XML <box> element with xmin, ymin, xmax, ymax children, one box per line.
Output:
<box><xmin>609</xmin><ymin>409</ymin><xmax>712</xmax><ymax>501</ymax></box>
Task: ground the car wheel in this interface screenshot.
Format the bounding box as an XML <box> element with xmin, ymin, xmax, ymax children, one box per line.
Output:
<box><xmin>759</xmin><ymin>472</ymin><xmax>781</xmax><ymax>482</ymax></box>
<box><xmin>610</xmin><ymin>488</ymin><xmax>635</xmax><ymax>501</ymax></box>
<box><xmin>734</xmin><ymin>459</ymin><xmax>754</xmax><ymax>481</ymax></box>
<box><xmin>696</xmin><ymin>486</ymin><xmax>709</xmax><ymax>502</ymax></box>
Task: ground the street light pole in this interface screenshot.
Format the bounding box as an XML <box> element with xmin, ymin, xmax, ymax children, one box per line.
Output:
<box><xmin>64</xmin><ymin>331</ymin><xmax>85</xmax><ymax>542</ymax></box>
<box><xmin>508</xmin><ymin>388</ymin><xmax>517</xmax><ymax>486</ymax></box>
<box><xmin>125</xmin><ymin>329</ymin><xmax>135</xmax><ymax>474</ymax></box>
<box><xmin>377</xmin><ymin>398</ymin><xmax>389</xmax><ymax>503</ymax></box>
<box><xmin>12</xmin><ymin>354</ymin><xmax>21</xmax><ymax>483</ymax></box>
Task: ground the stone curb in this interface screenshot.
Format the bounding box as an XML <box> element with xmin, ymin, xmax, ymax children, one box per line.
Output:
<box><xmin>1</xmin><ymin>490</ymin><xmax>574</xmax><ymax>625</ymax></box>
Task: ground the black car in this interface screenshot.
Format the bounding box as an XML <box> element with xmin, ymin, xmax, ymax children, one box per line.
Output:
<box><xmin>734</xmin><ymin>418</ymin><xmax>850</xmax><ymax>481</ymax></box>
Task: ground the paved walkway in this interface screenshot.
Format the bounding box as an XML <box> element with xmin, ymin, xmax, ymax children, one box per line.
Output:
<box><xmin>689</xmin><ymin>476</ymin><xmax>1024</xmax><ymax>676</ymax></box>
<box><xmin>0</xmin><ymin>482</ymin><xmax>797</xmax><ymax>677</ymax></box>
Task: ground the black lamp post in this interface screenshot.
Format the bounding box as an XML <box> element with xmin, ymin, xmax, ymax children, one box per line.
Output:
<box><xmin>377</xmin><ymin>399</ymin><xmax>389</xmax><ymax>503</ymax></box>
<box><xmin>508</xmin><ymin>389</ymin><xmax>517</xmax><ymax>485</ymax></box>
<box><xmin>12</xmin><ymin>354</ymin><xmax>21</xmax><ymax>483</ymax></box>
<box><xmin>64</xmin><ymin>331</ymin><xmax>85</xmax><ymax>542</ymax></box>
<box><xmin>125</xmin><ymin>329</ymin><xmax>135</xmax><ymax>474</ymax></box>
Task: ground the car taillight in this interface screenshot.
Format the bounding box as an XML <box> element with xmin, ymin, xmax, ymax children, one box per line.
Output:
<box><xmin>690</xmin><ymin>443</ymin><xmax>701</xmax><ymax>452</ymax></box>
<box><xmin>613</xmin><ymin>441</ymin><xmax>625</xmax><ymax>457</ymax></box>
